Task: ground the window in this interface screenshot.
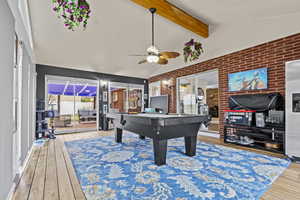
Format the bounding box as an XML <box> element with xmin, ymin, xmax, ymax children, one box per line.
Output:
<box><xmin>109</xmin><ymin>82</ymin><xmax>144</xmax><ymax>113</ymax></box>
<box><xmin>149</xmin><ymin>81</ymin><xmax>161</xmax><ymax>97</ymax></box>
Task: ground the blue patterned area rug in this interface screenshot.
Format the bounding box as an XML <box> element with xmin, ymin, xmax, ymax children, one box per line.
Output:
<box><xmin>65</xmin><ymin>133</ymin><xmax>290</xmax><ymax>200</ymax></box>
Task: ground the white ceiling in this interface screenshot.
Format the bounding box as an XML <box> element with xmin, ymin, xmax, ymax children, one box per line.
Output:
<box><xmin>28</xmin><ymin>0</ymin><xmax>300</xmax><ymax>79</ymax></box>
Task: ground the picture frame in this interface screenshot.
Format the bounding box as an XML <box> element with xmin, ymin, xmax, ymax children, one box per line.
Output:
<box><xmin>228</xmin><ymin>67</ymin><xmax>268</xmax><ymax>92</ymax></box>
<box><xmin>103</xmin><ymin>104</ymin><xmax>108</xmax><ymax>114</ymax></box>
<box><xmin>103</xmin><ymin>91</ymin><xmax>108</xmax><ymax>102</ymax></box>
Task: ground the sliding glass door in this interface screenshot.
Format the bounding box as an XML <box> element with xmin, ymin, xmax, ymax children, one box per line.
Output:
<box><xmin>177</xmin><ymin>77</ymin><xmax>197</xmax><ymax>114</ymax></box>
<box><xmin>109</xmin><ymin>82</ymin><xmax>144</xmax><ymax>113</ymax></box>
<box><xmin>46</xmin><ymin>76</ymin><xmax>99</xmax><ymax>134</ymax></box>
<box><xmin>128</xmin><ymin>87</ymin><xmax>143</xmax><ymax>113</ymax></box>
<box><xmin>177</xmin><ymin>70</ymin><xmax>220</xmax><ymax>133</ymax></box>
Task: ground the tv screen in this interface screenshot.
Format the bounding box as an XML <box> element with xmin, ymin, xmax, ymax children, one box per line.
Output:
<box><xmin>149</xmin><ymin>95</ymin><xmax>169</xmax><ymax>114</ymax></box>
<box><xmin>228</xmin><ymin>67</ymin><xmax>268</xmax><ymax>92</ymax></box>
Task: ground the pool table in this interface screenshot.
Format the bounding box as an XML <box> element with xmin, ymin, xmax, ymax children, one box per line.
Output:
<box><xmin>107</xmin><ymin>113</ymin><xmax>210</xmax><ymax>166</ymax></box>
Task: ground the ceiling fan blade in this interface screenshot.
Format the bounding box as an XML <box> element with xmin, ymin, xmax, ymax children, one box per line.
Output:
<box><xmin>157</xmin><ymin>57</ymin><xmax>168</xmax><ymax>65</ymax></box>
<box><xmin>160</xmin><ymin>52</ymin><xmax>180</xmax><ymax>59</ymax></box>
<box><xmin>138</xmin><ymin>59</ymin><xmax>148</xmax><ymax>64</ymax></box>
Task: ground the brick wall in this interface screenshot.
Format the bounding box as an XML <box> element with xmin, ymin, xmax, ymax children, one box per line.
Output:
<box><xmin>149</xmin><ymin>33</ymin><xmax>300</xmax><ymax>136</ymax></box>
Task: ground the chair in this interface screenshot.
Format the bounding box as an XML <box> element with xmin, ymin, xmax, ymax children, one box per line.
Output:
<box><xmin>78</xmin><ymin>109</ymin><xmax>97</xmax><ymax>123</ymax></box>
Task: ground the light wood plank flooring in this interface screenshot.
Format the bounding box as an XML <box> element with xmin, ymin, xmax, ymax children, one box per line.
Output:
<box><xmin>12</xmin><ymin>131</ymin><xmax>300</xmax><ymax>200</ymax></box>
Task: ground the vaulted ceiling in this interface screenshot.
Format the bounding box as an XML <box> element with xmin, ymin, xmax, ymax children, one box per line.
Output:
<box><xmin>28</xmin><ymin>0</ymin><xmax>300</xmax><ymax>78</ymax></box>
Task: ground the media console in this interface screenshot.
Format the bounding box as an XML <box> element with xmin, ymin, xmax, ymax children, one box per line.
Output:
<box><xmin>223</xmin><ymin>93</ymin><xmax>285</xmax><ymax>154</ymax></box>
<box><xmin>224</xmin><ymin>124</ymin><xmax>285</xmax><ymax>154</ymax></box>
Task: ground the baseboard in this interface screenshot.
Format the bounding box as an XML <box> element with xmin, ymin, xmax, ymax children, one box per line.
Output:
<box><xmin>19</xmin><ymin>145</ymin><xmax>34</xmax><ymax>175</ymax></box>
<box><xmin>6</xmin><ymin>182</ymin><xmax>16</xmax><ymax>200</ymax></box>
<box><xmin>56</xmin><ymin>128</ymin><xmax>97</xmax><ymax>135</ymax></box>
<box><xmin>6</xmin><ymin>144</ymin><xmax>34</xmax><ymax>200</ymax></box>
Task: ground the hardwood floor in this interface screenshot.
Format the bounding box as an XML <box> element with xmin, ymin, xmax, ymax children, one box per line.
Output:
<box><xmin>12</xmin><ymin>131</ymin><xmax>300</xmax><ymax>200</ymax></box>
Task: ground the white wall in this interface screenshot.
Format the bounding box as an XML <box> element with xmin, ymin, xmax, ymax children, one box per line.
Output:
<box><xmin>151</xmin><ymin>7</ymin><xmax>300</xmax><ymax>77</ymax></box>
<box><xmin>18</xmin><ymin>0</ymin><xmax>33</xmax><ymax>49</ymax></box>
<box><xmin>7</xmin><ymin>0</ymin><xmax>34</xmax><ymax>61</ymax></box>
<box><xmin>0</xmin><ymin>1</ymin><xmax>36</xmax><ymax>199</ymax></box>
<box><xmin>0</xmin><ymin>1</ymin><xmax>15</xmax><ymax>199</ymax></box>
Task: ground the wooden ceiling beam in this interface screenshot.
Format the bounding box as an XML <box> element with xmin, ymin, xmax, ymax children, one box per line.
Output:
<box><xmin>130</xmin><ymin>0</ymin><xmax>209</xmax><ymax>38</ymax></box>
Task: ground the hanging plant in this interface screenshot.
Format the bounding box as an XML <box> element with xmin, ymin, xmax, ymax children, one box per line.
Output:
<box><xmin>183</xmin><ymin>39</ymin><xmax>204</xmax><ymax>63</ymax></box>
<box><xmin>52</xmin><ymin>0</ymin><xmax>91</xmax><ymax>30</ymax></box>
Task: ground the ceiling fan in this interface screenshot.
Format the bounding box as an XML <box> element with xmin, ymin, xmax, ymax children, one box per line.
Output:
<box><xmin>131</xmin><ymin>8</ymin><xmax>180</xmax><ymax>65</ymax></box>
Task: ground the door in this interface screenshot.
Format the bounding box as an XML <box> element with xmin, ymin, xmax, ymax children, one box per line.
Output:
<box><xmin>286</xmin><ymin>60</ymin><xmax>300</xmax><ymax>157</ymax></box>
<box><xmin>46</xmin><ymin>76</ymin><xmax>99</xmax><ymax>134</ymax></box>
<box><xmin>195</xmin><ymin>70</ymin><xmax>219</xmax><ymax>132</ymax></box>
<box><xmin>128</xmin><ymin>85</ymin><xmax>144</xmax><ymax>113</ymax></box>
<box><xmin>177</xmin><ymin>77</ymin><xmax>197</xmax><ymax>114</ymax></box>
<box><xmin>109</xmin><ymin>82</ymin><xmax>145</xmax><ymax>113</ymax></box>
<box><xmin>109</xmin><ymin>82</ymin><xmax>129</xmax><ymax>113</ymax></box>
<box><xmin>177</xmin><ymin>70</ymin><xmax>220</xmax><ymax>133</ymax></box>
<box><xmin>12</xmin><ymin>35</ymin><xmax>22</xmax><ymax>180</ymax></box>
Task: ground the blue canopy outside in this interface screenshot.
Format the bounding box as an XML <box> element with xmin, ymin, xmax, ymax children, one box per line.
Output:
<box><xmin>48</xmin><ymin>84</ymin><xmax>97</xmax><ymax>97</ymax></box>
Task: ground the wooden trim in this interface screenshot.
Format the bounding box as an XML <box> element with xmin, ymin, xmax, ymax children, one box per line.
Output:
<box><xmin>131</xmin><ymin>0</ymin><xmax>209</xmax><ymax>38</ymax></box>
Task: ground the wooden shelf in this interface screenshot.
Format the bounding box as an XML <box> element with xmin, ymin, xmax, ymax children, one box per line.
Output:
<box><xmin>224</xmin><ymin>123</ymin><xmax>285</xmax><ymax>130</ymax></box>
<box><xmin>224</xmin><ymin>139</ymin><xmax>284</xmax><ymax>154</ymax></box>
<box><xmin>224</xmin><ymin>124</ymin><xmax>285</xmax><ymax>154</ymax></box>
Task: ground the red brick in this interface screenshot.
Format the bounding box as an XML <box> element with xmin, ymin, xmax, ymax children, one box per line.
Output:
<box><xmin>149</xmin><ymin>33</ymin><xmax>300</xmax><ymax>136</ymax></box>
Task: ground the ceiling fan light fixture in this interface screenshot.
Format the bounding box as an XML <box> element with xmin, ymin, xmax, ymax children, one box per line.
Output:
<box><xmin>147</xmin><ymin>55</ymin><xmax>159</xmax><ymax>63</ymax></box>
<box><xmin>147</xmin><ymin>45</ymin><xmax>159</xmax><ymax>54</ymax></box>
<box><xmin>132</xmin><ymin>7</ymin><xmax>179</xmax><ymax>65</ymax></box>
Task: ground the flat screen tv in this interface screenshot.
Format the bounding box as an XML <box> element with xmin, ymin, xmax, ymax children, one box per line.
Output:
<box><xmin>228</xmin><ymin>67</ymin><xmax>268</xmax><ymax>92</ymax></box>
<box><xmin>149</xmin><ymin>95</ymin><xmax>169</xmax><ymax>114</ymax></box>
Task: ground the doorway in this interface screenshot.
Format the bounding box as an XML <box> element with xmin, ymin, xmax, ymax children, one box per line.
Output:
<box><xmin>177</xmin><ymin>69</ymin><xmax>220</xmax><ymax>133</ymax></box>
<box><xmin>46</xmin><ymin>76</ymin><xmax>99</xmax><ymax>134</ymax></box>
<box><xmin>109</xmin><ymin>82</ymin><xmax>144</xmax><ymax>113</ymax></box>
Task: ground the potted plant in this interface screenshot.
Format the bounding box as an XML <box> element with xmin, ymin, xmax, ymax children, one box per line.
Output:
<box><xmin>183</xmin><ymin>39</ymin><xmax>204</xmax><ymax>63</ymax></box>
<box><xmin>52</xmin><ymin>0</ymin><xmax>91</xmax><ymax>30</ymax></box>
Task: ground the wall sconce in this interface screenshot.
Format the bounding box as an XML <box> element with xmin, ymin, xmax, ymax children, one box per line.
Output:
<box><xmin>162</xmin><ymin>80</ymin><xmax>170</xmax><ymax>86</ymax></box>
<box><xmin>100</xmin><ymin>80</ymin><xmax>108</xmax><ymax>86</ymax></box>
<box><xmin>162</xmin><ymin>78</ymin><xmax>174</xmax><ymax>88</ymax></box>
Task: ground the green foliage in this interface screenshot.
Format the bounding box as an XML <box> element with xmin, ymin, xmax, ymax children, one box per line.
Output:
<box><xmin>183</xmin><ymin>39</ymin><xmax>204</xmax><ymax>63</ymax></box>
<box><xmin>52</xmin><ymin>0</ymin><xmax>91</xmax><ymax>30</ymax></box>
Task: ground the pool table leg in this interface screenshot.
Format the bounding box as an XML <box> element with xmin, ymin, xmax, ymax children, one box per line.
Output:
<box><xmin>153</xmin><ymin>139</ymin><xmax>168</xmax><ymax>166</ymax></box>
<box><xmin>185</xmin><ymin>135</ymin><xmax>197</xmax><ymax>156</ymax></box>
<box><xmin>115</xmin><ymin>128</ymin><xmax>123</xmax><ymax>143</ymax></box>
<box><xmin>139</xmin><ymin>135</ymin><xmax>146</xmax><ymax>140</ymax></box>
